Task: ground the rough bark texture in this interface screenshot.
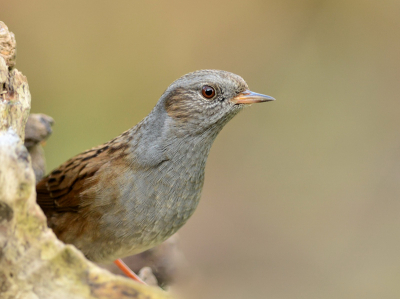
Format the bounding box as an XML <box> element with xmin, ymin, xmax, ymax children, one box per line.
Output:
<box><xmin>0</xmin><ymin>21</ymin><xmax>172</xmax><ymax>299</ymax></box>
<box><xmin>24</xmin><ymin>113</ymin><xmax>54</xmax><ymax>182</ymax></box>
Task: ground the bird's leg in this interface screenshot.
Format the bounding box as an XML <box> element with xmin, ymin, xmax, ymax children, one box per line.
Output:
<box><xmin>114</xmin><ymin>259</ymin><xmax>146</xmax><ymax>284</ymax></box>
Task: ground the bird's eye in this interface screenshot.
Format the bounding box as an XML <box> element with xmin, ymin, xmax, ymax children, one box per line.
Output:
<box><xmin>201</xmin><ymin>85</ymin><xmax>216</xmax><ymax>99</ymax></box>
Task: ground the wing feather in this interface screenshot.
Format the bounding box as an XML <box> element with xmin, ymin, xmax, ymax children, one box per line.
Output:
<box><xmin>36</xmin><ymin>137</ymin><xmax>128</xmax><ymax>214</ymax></box>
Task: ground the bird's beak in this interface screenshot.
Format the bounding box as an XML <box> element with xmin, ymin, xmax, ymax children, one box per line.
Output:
<box><xmin>231</xmin><ymin>90</ymin><xmax>275</xmax><ymax>105</ymax></box>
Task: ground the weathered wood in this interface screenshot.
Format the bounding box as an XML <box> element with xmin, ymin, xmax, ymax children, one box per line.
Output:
<box><xmin>0</xmin><ymin>21</ymin><xmax>172</xmax><ymax>299</ymax></box>
<box><xmin>24</xmin><ymin>113</ymin><xmax>54</xmax><ymax>182</ymax></box>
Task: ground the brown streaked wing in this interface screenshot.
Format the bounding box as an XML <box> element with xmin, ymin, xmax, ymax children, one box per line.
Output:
<box><xmin>36</xmin><ymin>143</ymin><xmax>112</xmax><ymax>213</ymax></box>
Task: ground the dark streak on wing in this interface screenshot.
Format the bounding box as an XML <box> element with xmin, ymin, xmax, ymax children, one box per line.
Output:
<box><xmin>36</xmin><ymin>133</ymin><xmax>130</xmax><ymax>215</ymax></box>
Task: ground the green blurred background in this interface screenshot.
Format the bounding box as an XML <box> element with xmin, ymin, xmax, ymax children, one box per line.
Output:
<box><xmin>3</xmin><ymin>0</ymin><xmax>400</xmax><ymax>298</ymax></box>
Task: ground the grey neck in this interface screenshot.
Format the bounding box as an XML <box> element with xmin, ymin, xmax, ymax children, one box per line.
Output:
<box><xmin>128</xmin><ymin>99</ymin><xmax>224</xmax><ymax>172</ymax></box>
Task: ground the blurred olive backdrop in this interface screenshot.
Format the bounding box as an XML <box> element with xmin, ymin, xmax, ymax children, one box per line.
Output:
<box><xmin>3</xmin><ymin>0</ymin><xmax>400</xmax><ymax>298</ymax></box>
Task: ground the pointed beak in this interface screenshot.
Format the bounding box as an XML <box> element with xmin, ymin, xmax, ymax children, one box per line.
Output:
<box><xmin>231</xmin><ymin>90</ymin><xmax>275</xmax><ymax>105</ymax></box>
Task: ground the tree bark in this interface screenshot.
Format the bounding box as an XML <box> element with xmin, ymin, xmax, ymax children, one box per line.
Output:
<box><xmin>0</xmin><ymin>21</ymin><xmax>172</xmax><ymax>299</ymax></box>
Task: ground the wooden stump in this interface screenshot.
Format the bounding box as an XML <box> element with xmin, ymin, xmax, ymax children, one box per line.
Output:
<box><xmin>0</xmin><ymin>21</ymin><xmax>172</xmax><ymax>299</ymax></box>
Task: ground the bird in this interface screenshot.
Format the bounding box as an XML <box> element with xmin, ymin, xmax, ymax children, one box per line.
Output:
<box><xmin>36</xmin><ymin>69</ymin><xmax>274</xmax><ymax>280</ymax></box>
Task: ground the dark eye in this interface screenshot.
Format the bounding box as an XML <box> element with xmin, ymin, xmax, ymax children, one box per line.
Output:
<box><xmin>202</xmin><ymin>85</ymin><xmax>215</xmax><ymax>99</ymax></box>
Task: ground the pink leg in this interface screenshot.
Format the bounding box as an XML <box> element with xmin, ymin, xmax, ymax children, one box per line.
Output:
<box><xmin>114</xmin><ymin>258</ymin><xmax>146</xmax><ymax>284</ymax></box>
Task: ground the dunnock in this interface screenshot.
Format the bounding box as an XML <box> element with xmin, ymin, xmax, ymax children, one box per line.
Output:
<box><xmin>36</xmin><ymin>70</ymin><xmax>274</xmax><ymax>275</ymax></box>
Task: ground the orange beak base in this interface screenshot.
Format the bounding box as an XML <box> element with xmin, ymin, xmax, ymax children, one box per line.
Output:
<box><xmin>231</xmin><ymin>90</ymin><xmax>275</xmax><ymax>105</ymax></box>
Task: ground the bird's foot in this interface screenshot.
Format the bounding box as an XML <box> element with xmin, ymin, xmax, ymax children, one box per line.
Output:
<box><xmin>114</xmin><ymin>259</ymin><xmax>146</xmax><ymax>284</ymax></box>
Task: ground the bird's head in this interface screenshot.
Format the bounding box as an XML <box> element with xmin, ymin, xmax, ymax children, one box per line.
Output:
<box><xmin>160</xmin><ymin>70</ymin><xmax>274</xmax><ymax>135</ymax></box>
